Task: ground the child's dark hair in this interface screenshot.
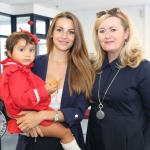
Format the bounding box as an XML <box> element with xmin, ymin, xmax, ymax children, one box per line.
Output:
<box><xmin>5</xmin><ymin>32</ymin><xmax>35</xmax><ymax>57</ymax></box>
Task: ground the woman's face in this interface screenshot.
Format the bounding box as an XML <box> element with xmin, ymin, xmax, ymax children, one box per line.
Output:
<box><xmin>52</xmin><ymin>18</ymin><xmax>75</xmax><ymax>52</ymax></box>
<box><xmin>98</xmin><ymin>16</ymin><xmax>129</xmax><ymax>56</ymax></box>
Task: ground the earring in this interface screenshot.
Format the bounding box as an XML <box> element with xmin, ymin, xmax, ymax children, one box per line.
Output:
<box><xmin>51</xmin><ymin>35</ymin><xmax>53</xmax><ymax>38</ymax></box>
<box><xmin>124</xmin><ymin>40</ymin><xmax>127</xmax><ymax>45</ymax></box>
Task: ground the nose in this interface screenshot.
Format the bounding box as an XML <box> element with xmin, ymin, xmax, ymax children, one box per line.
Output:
<box><xmin>25</xmin><ymin>50</ymin><xmax>30</xmax><ymax>57</ymax></box>
<box><xmin>105</xmin><ymin>31</ymin><xmax>111</xmax><ymax>39</ymax></box>
<box><xmin>62</xmin><ymin>31</ymin><xmax>67</xmax><ymax>38</ymax></box>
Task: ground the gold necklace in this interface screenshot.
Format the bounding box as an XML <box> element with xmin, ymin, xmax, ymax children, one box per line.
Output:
<box><xmin>96</xmin><ymin>68</ymin><xmax>121</xmax><ymax>119</ymax></box>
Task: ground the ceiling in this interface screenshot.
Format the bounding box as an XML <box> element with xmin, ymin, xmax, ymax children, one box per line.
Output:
<box><xmin>0</xmin><ymin>0</ymin><xmax>150</xmax><ymax>12</ymax></box>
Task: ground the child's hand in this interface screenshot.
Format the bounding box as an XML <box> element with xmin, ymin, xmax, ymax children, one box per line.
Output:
<box><xmin>49</xmin><ymin>80</ymin><xmax>57</xmax><ymax>86</ymax></box>
<box><xmin>45</xmin><ymin>80</ymin><xmax>58</xmax><ymax>95</ymax></box>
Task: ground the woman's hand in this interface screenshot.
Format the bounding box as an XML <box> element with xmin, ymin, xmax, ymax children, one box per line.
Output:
<box><xmin>26</xmin><ymin>125</ymin><xmax>44</xmax><ymax>138</ymax></box>
<box><xmin>16</xmin><ymin>111</ymin><xmax>44</xmax><ymax>132</ymax></box>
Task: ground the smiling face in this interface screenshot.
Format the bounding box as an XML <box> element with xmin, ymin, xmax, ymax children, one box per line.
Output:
<box><xmin>98</xmin><ymin>16</ymin><xmax>129</xmax><ymax>59</ymax></box>
<box><xmin>7</xmin><ymin>39</ymin><xmax>36</xmax><ymax>66</ymax></box>
<box><xmin>52</xmin><ymin>18</ymin><xmax>75</xmax><ymax>52</ymax></box>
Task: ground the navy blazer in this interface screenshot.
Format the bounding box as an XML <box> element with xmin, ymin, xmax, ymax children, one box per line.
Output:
<box><xmin>86</xmin><ymin>56</ymin><xmax>150</xmax><ymax>150</ymax></box>
<box><xmin>0</xmin><ymin>54</ymin><xmax>89</xmax><ymax>150</ymax></box>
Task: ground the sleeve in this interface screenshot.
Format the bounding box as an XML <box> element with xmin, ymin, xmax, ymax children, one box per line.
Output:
<box><xmin>138</xmin><ymin>60</ymin><xmax>150</xmax><ymax>150</ymax></box>
<box><xmin>60</xmin><ymin>93</ymin><xmax>89</xmax><ymax>127</ymax></box>
<box><xmin>0</xmin><ymin>74</ymin><xmax>11</xmax><ymax>121</ymax></box>
<box><xmin>8</xmin><ymin>71</ymin><xmax>49</xmax><ymax>110</ymax></box>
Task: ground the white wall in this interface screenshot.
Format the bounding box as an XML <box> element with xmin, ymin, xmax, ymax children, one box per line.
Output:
<box><xmin>13</xmin><ymin>4</ymin><xmax>34</xmax><ymax>15</ymax></box>
<box><xmin>0</xmin><ymin>2</ymin><xmax>14</xmax><ymax>14</ymax></box>
<box><xmin>13</xmin><ymin>4</ymin><xmax>60</xmax><ymax>18</ymax></box>
<box><xmin>72</xmin><ymin>10</ymin><xmax>96</xmax><ymax>54</ymax></box>
<box><xmin>33</xmin><ymin>4</ymin><xmax>60</xmax><ymax>18</ymax></box>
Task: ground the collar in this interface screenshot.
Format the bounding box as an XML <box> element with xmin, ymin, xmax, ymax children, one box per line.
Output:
<box><xmin>1</xmin><ymin>58</ymin><xmax>34</xmax><ymax>68</ymax></box>
<box><xmin>101</xmin><ymin>54</ymin><xmax>121</xmax><ymax>71</ymax></box>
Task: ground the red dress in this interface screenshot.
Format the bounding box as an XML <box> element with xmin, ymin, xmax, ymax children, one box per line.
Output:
<box><xmin>0</xmin><ymin>58</ymin><xmax>53</xmax><ymax>134</ymax></box>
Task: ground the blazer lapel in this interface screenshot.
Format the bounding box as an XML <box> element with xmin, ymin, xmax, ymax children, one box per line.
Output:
<box><xmin>37</xmin><ymin>55</ymin><xmax>70</xmax><ymax>108</ymax></box>
<box><xmin>42</xmin><ymin>55</ymin><xmax>49</xmax><ymax>81</ymax></box>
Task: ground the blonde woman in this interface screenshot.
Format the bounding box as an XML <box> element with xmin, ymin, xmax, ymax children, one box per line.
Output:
<box><xmin>86</xmin><ymin>8</ymin><xmax>150</xmax><ymax>150</ymax></box>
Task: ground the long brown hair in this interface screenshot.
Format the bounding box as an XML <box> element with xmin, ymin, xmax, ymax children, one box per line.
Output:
<box><xmin>46</xmin><ymin>12</ymin><xmax>95</xmax><ymax>101</ymax></box>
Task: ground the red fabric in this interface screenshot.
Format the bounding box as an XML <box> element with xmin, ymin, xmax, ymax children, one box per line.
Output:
<box><xmin>0</xmin><ymin>58</ymin><xmax>53</xmax><ymax>134</ymax></box>
<box><xmin>19</xmin><ymin>28</ymin><xmax>40</xmax><ymax>44</ymax></box>
<box><xmin>84</xmin><ymin>109</ymin><xmax>90</xmax><ymax>119</ymax></box>
<box><xmin>28</xmin><ymin>21</ymin><xmax>34</xmax><ymax>26</ymax></box>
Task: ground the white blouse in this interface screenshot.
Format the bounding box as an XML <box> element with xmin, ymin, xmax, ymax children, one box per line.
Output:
<box><xmin>49</xmin><ymin>89</ymin><xmax>63</xmax><ymax>109</ymax></box>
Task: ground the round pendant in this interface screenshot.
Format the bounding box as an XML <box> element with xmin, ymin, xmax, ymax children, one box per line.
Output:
<box><xmin>96</xmin><ymin>110</ymin><xmax>105</xmax><ymax>119</ymax></box>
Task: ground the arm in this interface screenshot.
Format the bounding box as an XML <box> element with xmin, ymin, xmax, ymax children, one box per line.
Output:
<box><xmin>60</xmin><ymin>93</ymin><xmax>89</xmax><ymax>127</ymax></box>
<box><xmin>8</xmin><ymin>71</ymin><xmax>49</xmax><ymax>110</ymax></box>
<box><xmin>38</xmin><ymin>92</ymin><xmax>89</xmax><ymax>126</ymax></box>
<box><xmin>0</xmin><ymin>75</ymin><xmax>9</xmax><ymax>119</ymax></box>
<box><xmin>17</xmin><ymin>92</ymin><xmax>89</xmax><ymax>132</ymax></box>
<box><xmin>18</xmin><ymin>54</ymin><xmax>89</xmax><ymax>130</ymax></box>
<box><xmin>138</xmin><ymin>61</ymin><xmax>150</xmax><ymax>150</ymax></box>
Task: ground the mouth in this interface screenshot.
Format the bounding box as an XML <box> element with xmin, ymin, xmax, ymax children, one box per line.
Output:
<box><xmin>24</xmin><ymin>59</ymin><xmax>31</xmax><ymax>62</ymax></box>
<box><xmin>59</xmin><ymin>41</ymin><xmax>68</xmax><ymax>45</ymax></box>
<box><xmin>105</xmin><ymin>41</ymin><xmax>113</xmax><ymax>44</ymax></box>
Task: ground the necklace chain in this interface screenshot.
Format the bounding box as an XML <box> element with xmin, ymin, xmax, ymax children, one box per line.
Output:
<box><xmin>98</xmin><ymin>68</ymin><xmax>121</xmax><ymax>109</ymax></box>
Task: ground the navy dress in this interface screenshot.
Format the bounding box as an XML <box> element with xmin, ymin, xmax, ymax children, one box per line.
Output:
<box><xmin>0</xmin><ymin>54</ymin><xmax>89</xmax><ymax>150</ymax></box>
<box><xmin>86</xmin><ymin>56</ymin><xmax>150</xmax><ymax>150</ymax></box>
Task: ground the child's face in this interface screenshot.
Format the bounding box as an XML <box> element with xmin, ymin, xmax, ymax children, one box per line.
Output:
<box><xmin>8</xmin><ymin>39</ymin><xmax>36</xmax><ymax>66</ymax></box>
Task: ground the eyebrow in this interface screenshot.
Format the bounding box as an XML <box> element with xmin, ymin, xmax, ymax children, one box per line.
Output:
<box><xmin>30</xmin><ymin>46</ymin><xmax>35</xmax><ymax>49</ymax></box>
<box><xmin>18</xmin><ymin>45</ymin><xmax>25</xmax><ymax>48</ymax></box>
<box><xmin>99</xmin><ymin>26</ymin><xmax>117</xmax><ymax>29</ymax></box>
<box><xmin>110</xmin><ymin>26</ymin><xmax>117</xmax><ymax>28</ymax></box>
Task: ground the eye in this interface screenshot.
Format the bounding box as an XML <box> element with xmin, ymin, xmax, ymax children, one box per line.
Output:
<box><xmin>20</xmin><ymin>48</ymin><xmax>25</xmax><ymax>52</ymax></box>
<box><xmin>111</xmin><ymin>28</ymin><xmax>116</xmax><ymax>32</ymax></box>
<box><xmin>68</xmin><ymin>30</ymin><xmax>75</xmax><ymax>34</ymax></box>
<box><xmin>30</xmin><ymin>49</ymin><xmax>35</xmax><ymax>52</ymax></box>
<box><xmin>99</xmin><ymin>29</ymin><xmax>105</xmax><ymax>33</ymax></box>
<box><xmin>56</xmin><ymin>28</ymin><xmax>62</xmax><ymax>32</ymax></box>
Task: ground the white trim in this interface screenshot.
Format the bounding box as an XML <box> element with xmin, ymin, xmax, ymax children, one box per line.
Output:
<box><xmin>3</xmin><ymin>62</ymin><xmax>17</xmax><ymax>66</ymax></box>
<box><xmin>33</xmin><ymin>89</ymin><xmax>40</xmax><ymax>103</ymax></box>
<box><xmin>3</xmin><ymin>62</ymin><xmax>26</xmax><ymax>68</ymax></box>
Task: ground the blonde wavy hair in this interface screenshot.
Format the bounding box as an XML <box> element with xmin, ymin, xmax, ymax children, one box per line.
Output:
<box><xmin>46</xmin><ymin>12</ymin><xmax>95</xmax><ymax>101</ymax></box>
<box><xmin>92</xmin><ymin>8</ymin><xmax>145</xmax><ymax>72</ymax></box>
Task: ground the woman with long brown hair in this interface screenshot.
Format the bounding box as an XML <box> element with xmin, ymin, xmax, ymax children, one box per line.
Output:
<box><xmin>0</xmin><ymin>12</ymin><xmax>95</xmax><ymax>150</ymax></box>
<box><xmin>11</xmin><ymin>11</ymin><xmax>95</xmax><ymax>150</ymax></box>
